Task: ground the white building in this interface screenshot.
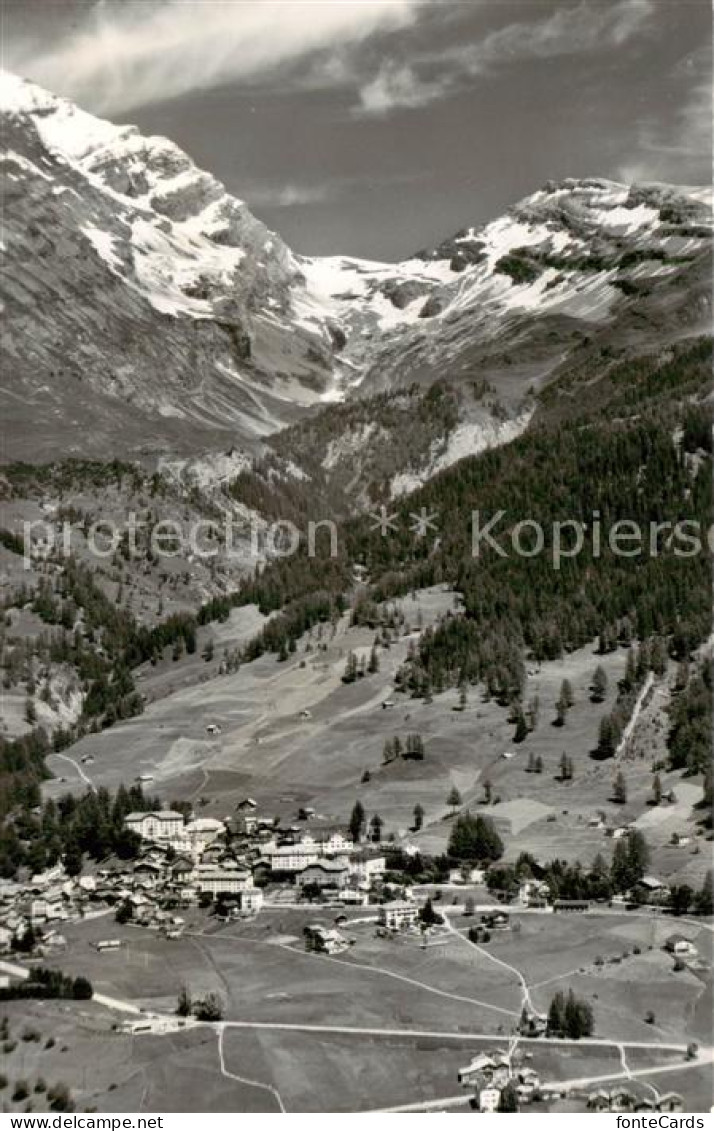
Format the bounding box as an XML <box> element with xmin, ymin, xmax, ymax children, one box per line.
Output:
<box><xmin>125</xmin><ymin>810</ymin><xmax>185</xmax><ymax>843</ymax></box>
<box><xmin>262</xmin><ymin>841</ymin><xmax>320</xmax><ymax>872</ymax></box>
<box><xmin>518</xmin><ymin>879</ymin><xmax>550</xmax><ymax>907</ymax></box>
<box><xmin>479</xmin><ymin>1087</ymin><xmax>501</xmax><ymax>1113</ymax></box>
<box><xmin>349</xmin><ymin>855</ymin><xmax>386</xmax><ymax>884</ymax></box>
<box><xmin>379</xmin><ymin>901</ymin><xmax>420</xmax><ymax>930</ymax></box>
<box><xmin>184</xmin><ymin>817</ymin><xmax>225</xmax><ymax>853</ymax></box>
<box><xmin>238</xmin><ymin>888</ymin><xmax>264</xmax><ymax>915</ymax></box>
<box><xmin>315</xmin><ymin>832</ymin><xmax>353</xmax><ymax>857</ymax></box>
<box><xmin>195</xmin><ymin>865</ymin><xmax>253</xmax><ymax>898</ymax></box>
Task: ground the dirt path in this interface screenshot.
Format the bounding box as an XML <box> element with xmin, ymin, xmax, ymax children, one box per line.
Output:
<box><xmin>217</xmin><ymin>1025</ymin><xmax>285</xmax><ymax>1112</ymax></box>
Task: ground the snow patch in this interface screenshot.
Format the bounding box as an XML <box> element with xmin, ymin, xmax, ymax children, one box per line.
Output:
<box><xmin>391</xmin><ymin>411</ymin><xmax>534</xmax><ymax>497</ymax></box>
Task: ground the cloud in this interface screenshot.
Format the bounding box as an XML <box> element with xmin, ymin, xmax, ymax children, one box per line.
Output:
<box><xmin>353</xmin><ymin>0</ymin><xmax>655</xmax><ymax>117</ymax></box>
<box><xmin>8</xmin><ymin>0</ymin><xmax>425</xmax><ymax>115</ymax></box>
<box><xmin>455</xmin><ymin>0</ymin><xmax>655</xmax><ymax>73</ymax></box>
<box><xmin>617</xmin><ymin>74</ymin><xmax>712</xmax><ymax>184</ymax></box>
<box><xmin>357</xmin><ymin>61</ymin><xmax>448</xmax><ymax>116</ymax></box>
<box><xmin>246</xmin><ymin>182</ymin><xmax>333</xmax><ymax>207</ymax></box>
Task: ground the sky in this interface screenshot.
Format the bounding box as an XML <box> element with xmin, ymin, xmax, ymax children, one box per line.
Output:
<box><xmin>3</xmin><ymin>0</ymin><xmax>711</xmax><ymax>259</ymax></box>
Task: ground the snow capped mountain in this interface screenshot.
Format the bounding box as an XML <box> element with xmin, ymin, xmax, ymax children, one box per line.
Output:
<box><xmin>1</xmin><ymin>71</ymin><xmax>711</xmax><ymax>464</ymax></box>
<box><xmin>297</xmin><ymin>177</ymin><xmax>712</xmax><ymax>396</ymax></box>
<box><xmin>1</xmin><ymin>72</ymin><xmax>342</xmax><ymax>461</ymax></box>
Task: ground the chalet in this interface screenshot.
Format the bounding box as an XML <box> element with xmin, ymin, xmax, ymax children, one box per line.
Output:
<box><xmin>134</xmin><ymin>861</ymin><xmax>163</xmax><ymax>887</ymax></box>
<box><xmin>184</xmin><ymin>817</ymin><xmax>225</xmax><ymax>853</ymax></box>
<box><xmin>339</xmin><ymin>888</ymin><xmax>369</xmax><ymax>906</ymax></box>
<box><xmin>125</xmin><ymin>810</ymin><xmax>185</xmax><ymax>843</ymax></box>
<box><xmin>315</xmin><ymin>832</ymin><xmax>353</xmax><ymax>857</ymax></box>
<box><xmin>482</xmin><ymin>910</ymin><xmax>510</xmax><ymax>930</ymax></box>
<box><xmin>349</xmin><ymin>854</ymin><xmax>386</xmax><ymax>884</ymax></box>
<box><xmin>379</xmin><ymin>901</ymin><xmax>419</xmax><ymax>931</ymax></box>
<box><xmin>518</xmin><ymin>880</ymin><xmax>550</xmax><ymax>907</ymax></box>
<box><xmin>238</xmin><ymin>888</ymin><xmax>264</xmax><ymax>915</ymax></box>
<box><xmin>96</xmin><ymin>939</ymin><xmax>122</xmax><ymax>951</ymax></box>
<box><xmin>664</xmin><ymin>934</ymin><xmax>698</xmax><ymax>957</ymax></box>
<box><xmin>587</xmin><ymin>1090</ymin><xmax>611</xmax><ymax>1111</ymax></box>
<box><xmin>458</xmin><ymin>1053</ymin><xmax>495</xmax><ymax>1085</ymax></box>
<box><xmin>609</xmin><ymin>1086</ymin><xmax>636</xmax><ymax>1112</ymax></box>
<box><xmin>478</xmin><ymin>1087</ymin><xmax>501</xmax><ymax>1113</ymax></box>
<box><xmin>205</xmin><ymin>723</ymin><xmax>221</xmax><ymax>735</ymax></box>
<box><xmin>237</xmin><ymin>798</ymin><xmax>257</xmax><ymax>812</ymax></box>
<box><xmin>637</xmin><ymin>875</ymin><xmax>667</xmax><ymax>893</ymax></box>
<box><xmin>518</xmin><ymin>1009</ymin><xmax>547</xmax><ymax>1037</ymax></box>
<box><xmin>297</xmin><ymin>860</ymin><xmax>349</xmax><ymax>890</ymax></box>
<box><xmin>304</xmin><ymin>923</ymin><xmax>348</xmax><ymax>955</ymax></box>
<box><xmin>658</xmin><ymin>1093</ymin><xmax>683</xmax><ymax>1112</ymax></box>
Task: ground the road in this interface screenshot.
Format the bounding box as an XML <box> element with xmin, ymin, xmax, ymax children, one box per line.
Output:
<box><xmin>544</xmin><ymin>1048</ymin><xmax>714</xmax><ymax>1092</ymax></box>
<box><xmin>216</xmin><ymin>1025</ymin><xmax>285</xmax><ymax>1112</ymax></box>
<box><xmin>369</xmin><ymin>1052</ymin><xmax>714</xmax><ymax>1114</ymax></box>
<box><xmin>3</xmin><ymin>952</ymin><xmax>704</xmax><ymax>1113</ymax></box>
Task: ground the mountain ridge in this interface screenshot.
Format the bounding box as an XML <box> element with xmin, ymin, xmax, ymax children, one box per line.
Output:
<box><xmin>1</xmin><ymin>71</ymin><xmax>712</xmax><ymax>470</ymax></box>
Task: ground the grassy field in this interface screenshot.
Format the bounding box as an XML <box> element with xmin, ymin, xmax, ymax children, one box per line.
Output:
<box><xmin>7</xmin><ymin>901</ymin><xmax>709</xmax><ymax>1113</ymax></box>
<box><xmin>0</xmin><ymin>1001</ymin><xmax>273</xmax><ymax>1114</ymax></box>
<box><xmin>42</xmin><ymin>585</ymin><xmax>708</xmax><ymax>883</ymax></box>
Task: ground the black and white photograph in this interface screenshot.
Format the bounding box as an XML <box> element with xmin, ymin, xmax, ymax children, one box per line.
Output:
<box><xmin>0</xmin><ymin>0</ymin><xmax>712</xmax><ymax>1117</ymax></box>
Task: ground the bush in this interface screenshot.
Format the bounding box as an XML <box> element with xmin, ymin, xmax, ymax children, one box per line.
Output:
<box><xmin>193</xmin><ymin>993</ymin><xmax>224</xmax><ymax>1022</ymax></box>
<box><xmin>12</xmin><ymin>1080</ymin><xmax>29</xmax><ymax>1103</ymax></box>
<box><xmin>72</xmin><ymin>977</ymin><xmax>92</xmax><ymax>1001</ymax></box>
<box><xmin>0</xmin><ymin>1073</ymin><xmax>7</xmax><ymax>1090</ymax></box>
<box><xmin>47</xmin><ymin>1082</ymin><xmax>74</xmax><ymax>1112</ymax></box>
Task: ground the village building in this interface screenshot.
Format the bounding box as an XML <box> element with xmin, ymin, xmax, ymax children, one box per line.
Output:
<box><xmin>184</xmin><ymin>817</ymin><xmax>226</xmax><ymax>853</ymax></box>
<box><xmin>518</xmin><ymin>879</ymin><xmax>550</xmax><ymax>907</ymax></box>
<box><xmin>658</xmin><ymin>1093</ymin><xmax>683</xmax><ymax>1112</ymax></box>
<box><xmin>349</xmin><ymin>854</ymin><xmax>386</xmax><ymax>885</ymax></box>
<box><xmin>664</xmin><ymin>934</ymin><xmax>698</xmax><ymax>957</ymax></box>
<box><xmin>195</xmin><ymin>864</ymin><xmax>254</xmax><ymax>898</ymax></box>
<box><xmin>133</xmin><ymin>860</ymin><xmax>164</xmax><ymax>887</ymax></box>
<box><xmin>457</xmin><ymin>1053</ymin><xmax>496</xmax><ymax>1086</ymax></box>
<box><xmin>262</xmin><ymin>840</ymin><xmax>321</xmax><ymax>872</ymax></box>
<box><xmin>379</xmin><ymin>901</ymin><xmax>420</xmax><ymax>931</ymax></box>
<box><xmin>125</xmin><ymin>810</ymin><xmax>185</xmax><ymax>843</ymax></box>
<box><xmin>478</xmin><ymin>1086</ymin><xmax>501</xmax><ymax>1113</ymax></box>
<box><xmin>297</xmin><ymin>860</ymin><xmax>350</xmax><ymax>890</ymax></box>
<box><xmin>553</xmin><ymin>899</ymin><xmax>590</xmax><ymax>913</ymax></box>
<box><xmin>482</xmin><ymin>910</ymin><xmax>510</xmax><ymax>930</ymax></box>
<box><xmin>237</xmin><ymin>888</ymin><xmax>264</xmax><ymax>915</ymax></box>
<box><xmin>518</xmin><ymin>1008</ymin><xmax>547</xmax><ymax>1037</ymax></box>
<box><xmin>304</xmin><ymin>923</ymin><xmax>349</xmax><ymax>955</ymax></box>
